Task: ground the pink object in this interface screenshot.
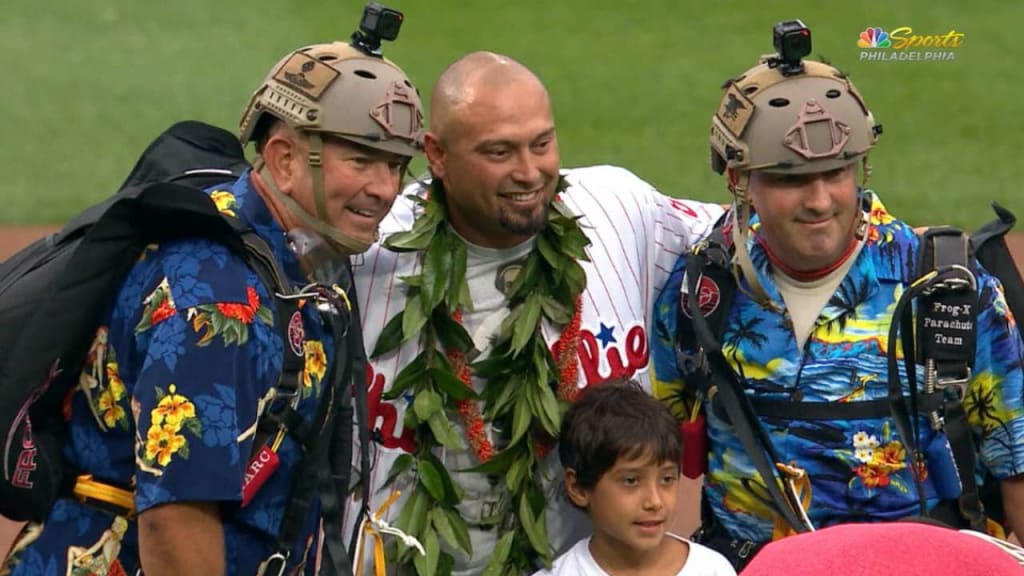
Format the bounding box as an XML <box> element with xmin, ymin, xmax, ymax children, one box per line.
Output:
<box><xmin>741</xmin><ymin>522</ymin><xmax>1024</xmax><ymax>575</ymax></box>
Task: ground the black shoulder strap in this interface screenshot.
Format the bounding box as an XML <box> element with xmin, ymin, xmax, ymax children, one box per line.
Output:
<box><xmin>683</xmin><ymin>240</ymin><xmax>813</xmax><ymax>534</ymax></box>
<box><xmin>890</xmin><ymin>227</ymin><xmax>986</xmax><ymax>530</ymax></box>
<box><xmin>233</xmin><ymin>227</ymin><xmax>304</xmax><ymax>403</ymax></box>
<box><xmin>259</xmin><ymin>269</ymin><xmax>359</xmax><ymax>576</ymax></box>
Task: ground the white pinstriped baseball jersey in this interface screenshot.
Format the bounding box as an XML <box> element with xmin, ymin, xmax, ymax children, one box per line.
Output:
<box><xmin>346</xmin><ymin>165</ymin><xmax>722</xmax><ymax>574</ymax></box>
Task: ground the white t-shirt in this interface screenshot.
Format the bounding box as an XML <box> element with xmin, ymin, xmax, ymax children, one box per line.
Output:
<box><xmin>532</xmin><ymin>534</ymin><xmax>737</xmax><ymax>576</ymax></box>
<box><xmin>347</xmin><ymin>165</ymin><xmax>723</xmax><ymax>574</ymax></box>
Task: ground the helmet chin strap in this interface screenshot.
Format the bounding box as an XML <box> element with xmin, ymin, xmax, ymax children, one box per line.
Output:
<box><xmin>252</xmin><ymin>134</ymin><xmax>376</xmax><ymax>256</ymax></box>
<box><xmin>729</xmin><ymin>171</ymin><xmax>777</xmax><ymax>311</ymax></box>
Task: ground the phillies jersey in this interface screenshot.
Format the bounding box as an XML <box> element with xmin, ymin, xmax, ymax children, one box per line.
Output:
<box><xmin>347</xmin><ymin>165</ymin><xmax>721</xmax><ymax>573</ymax></box>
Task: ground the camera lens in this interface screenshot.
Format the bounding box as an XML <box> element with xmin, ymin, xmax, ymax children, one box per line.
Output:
<box><xmin>783</xmin><ymin>32</ymin><xmax>811</xmax><ymax>61</ymax></box>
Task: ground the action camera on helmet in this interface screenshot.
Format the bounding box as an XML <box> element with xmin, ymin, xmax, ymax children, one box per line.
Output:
<box><xmin>771</xmin><ymin>19</ymin><xmax>812</xmax><ymax>76</ymax></box>
<box><xmin>351</xmin><ymin>2</ymin><xmax>404</xmax><ymax>57</ymax></box>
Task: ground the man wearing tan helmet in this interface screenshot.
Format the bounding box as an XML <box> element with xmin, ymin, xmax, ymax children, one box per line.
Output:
<box><xmin>650</xmin><ymin>20</ymin><xmax>1024</xmax><ymax>571</ymax></box>
<box><xmin>1</xmin><ymin>16</ymin><xmax>423</xmax><ymax>576</ymax></box>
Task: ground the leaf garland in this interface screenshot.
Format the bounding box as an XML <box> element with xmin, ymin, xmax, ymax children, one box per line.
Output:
<box><xmin>372</xmin><ymin>178</ymin><xmax>590</xmax><ymax>575</ymax></box>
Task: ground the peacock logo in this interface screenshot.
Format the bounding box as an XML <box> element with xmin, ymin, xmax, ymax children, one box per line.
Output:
<box><xmin>858</xmin><ymin>27</ymin><xmax>892</xmax><ymax>48</ymax></box>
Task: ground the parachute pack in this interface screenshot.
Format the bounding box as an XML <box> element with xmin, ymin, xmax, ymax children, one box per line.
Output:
<box><xmin>0</xmin><ymin>120</ymin><xmax>374</xmax><ymax>576</ymax></box>
<box><xmin>0</xmin><ymin>121</ymin><xmax>275</xmax><ymax>521</ymax></box>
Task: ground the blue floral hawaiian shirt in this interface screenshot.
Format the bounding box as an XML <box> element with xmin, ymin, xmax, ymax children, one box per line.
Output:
<box><xmin>4</xmin><ymin>171</ymin><xmax>333</xmax><ymax>576</ymax></box>
<box><xmin>650</xmin><ymin>192</ymin><xmax>1024</xmax><ymax>544</ymax></box>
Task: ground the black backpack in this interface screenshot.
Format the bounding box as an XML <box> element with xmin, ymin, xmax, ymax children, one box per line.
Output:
<box><xmin>0</xmin><ymin>121</ymin><xmax>260</xmax><ymax>521</ymax></box>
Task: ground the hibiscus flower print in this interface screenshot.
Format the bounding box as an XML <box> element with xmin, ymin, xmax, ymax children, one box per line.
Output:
<box><xmin>97</xmin><ymin>352</ymin><xmax>130</xmax><ymax>430</ymax></box>
<box><xmin>139</xmin><ymin>384</ymin><xmax>202</xmax><ymax>471</ymax></box>
<box><xmin>847</xmin><ymin>428</ymin><xmax>909</xmax><ymax>493</ymax></box>
<box><xmin>98</xmin><ymin>390</ymin><xmax>127</xmax><ymax>431</ymax></box>
<box><xmin>135</xmin><ymin>277</ymin><xmax>178</xmax><ymax>334</ymax></box>
<box><xmin>301</xmin><ymin>340</ymin><xmax>328</xmax><ymax>397</ymax></box>
<box><xmin>210</xmin><ymin>190</ymin><xmax>238</xmax><ymax>217</ymax></box>
<box><xmin>151</xmin><ymin>384</ymin><xmax>198</xmax><ymax>432</ymax></box>
<box><xmin>144</xmin><ymin>424</ymin><xmax>188</xmax><ymax>467</ymax></box>
<box><xmin>188</xmin><ymin>286</ymin><xmax>274</xmax><ymax>346</ymax></box>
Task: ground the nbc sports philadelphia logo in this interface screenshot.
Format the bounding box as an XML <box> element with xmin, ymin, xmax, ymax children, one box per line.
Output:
<box><xmin>857</xmin><ymin>26</ymin><xmax>964</xmax><ymax>62</ymax></box>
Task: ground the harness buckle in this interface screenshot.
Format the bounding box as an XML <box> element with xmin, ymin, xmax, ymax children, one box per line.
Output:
<box><xmin>936</xmin><ymin>366</ymin><xmax>972</xmax><ymax>400</ymax></box>
<box><xmin>256</xmin><ymin>551</ymin><xmax>290</xmax><ymax>576</ymax></box>
<box><xmin>737</xmin><ymin>540</ymin><xmax>756</xmax><ymax>559</ymax></box>
<box><xmin>921</xmin><ymin>264</ymin><xmax>977</xmax><ymax>296</ymax></box>
<box><xmin>675</xmin><ymin>347</ymin><xmax>708</xmax><ymax>380</ymax></box>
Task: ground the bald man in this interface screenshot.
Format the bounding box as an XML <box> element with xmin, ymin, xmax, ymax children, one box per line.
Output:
<box><xmin>345</xmin><ymin>51</ymin><xmax>723</xmax><ymax>574</ymax></box>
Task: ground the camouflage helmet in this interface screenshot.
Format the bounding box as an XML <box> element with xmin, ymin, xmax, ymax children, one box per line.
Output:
<box><xmin>710</xmin><ymin>59</ymin><xmax>881</xmax><ymax>175</ymax></box>
<box><xmin>239</xmin><ymin>42</ymin><xmax>423</xmax><ymax>157</ymax></box>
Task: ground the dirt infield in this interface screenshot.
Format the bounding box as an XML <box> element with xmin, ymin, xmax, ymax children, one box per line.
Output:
<box><xmin>5</xmin><ymin>225</ymin><xmax>1023</xmax><ymax>270</ymax></box>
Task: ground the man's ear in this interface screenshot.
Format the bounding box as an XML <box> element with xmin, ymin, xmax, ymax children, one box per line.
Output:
<box><xmin>261</xmin><ymin>131</ymin><xmax>302</xmax><ymax>196</ymax></box>
<box><xmin>423</xmin><ymin>132</ymin><xmax>447</xmax><ymax>180</ymax></box>
<box><xmin>565</xmin><ymin>469</ymin><xmax>590</xmax><ymax>509</ymax></box>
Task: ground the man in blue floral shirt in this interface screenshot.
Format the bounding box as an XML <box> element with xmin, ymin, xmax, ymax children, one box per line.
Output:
<box><xmin>2</xmin><ymin>40</ymin><xmax>423</xmax><ymax>576</ymax></box>
<box><xmin>650</xmin><ymin>28</ymin><xmax>1024</xmax><ymax>571</ymax></box>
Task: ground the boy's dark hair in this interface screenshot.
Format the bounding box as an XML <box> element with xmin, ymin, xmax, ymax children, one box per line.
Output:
<box><xmin>558</xmin><ymin>379</ymin><xmax>682</xmax><ymax>490</ymax></box>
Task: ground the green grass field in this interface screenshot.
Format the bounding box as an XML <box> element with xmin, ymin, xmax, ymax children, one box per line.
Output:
<box><xmin>1</xmin><ymin>0</ymin><xmax>1021</xmax><ymax>228</ymax></box>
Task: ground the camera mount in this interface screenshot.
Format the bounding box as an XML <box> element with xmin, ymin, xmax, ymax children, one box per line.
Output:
<box><xmin>767</xmin><ymin>19</ymin><xmax>812</xmax><ymax>76</ymax></box>
<box><xmin>350</xmin><ymin>2</ymin><xmax>404</xmax><ymax>58</ymax></box>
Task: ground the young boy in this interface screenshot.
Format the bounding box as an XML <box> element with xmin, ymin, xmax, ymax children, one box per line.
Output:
<box><xmin>534</xmin><ymin>381</ymin><xmax>735</xmax><ymax>575</ymax></box>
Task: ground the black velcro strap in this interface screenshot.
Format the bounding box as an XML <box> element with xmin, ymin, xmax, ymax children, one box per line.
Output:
<box><xmin>240</xmin><ymin>231</ymin><xmax>304</xmax><ymax>463</ymax></box>
<box><xmin>239</xmin><ymin>230</ymin><xmax>304</xmax><ymax>399</ymax></box>
<box><xmin>267</xmin><ymin>269</ymin><xmax>356</xmax><ymax>576</ymax></box>
<box><xmin>682</xmin><ymin>229</ymin><xmax>736</xmax><ymax>356</ymax></box>
<box><xmin>749</xmin><ymin>392</ymin><xmax>944</xmax><ymax>421</ymax></box>
<box><xmin>944</xmin><ymin>398</ymin><xmax>988</xmax><ymax>532</ymax></box>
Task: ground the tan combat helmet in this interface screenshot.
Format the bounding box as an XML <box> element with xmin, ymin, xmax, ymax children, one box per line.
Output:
<box><xmin>709</xmin><ymin>59</ymin><xmax>880</xmax><ymax>177</ymax></box>
<box><xmin>708</xmin><ymin>20</ymin><xmax>883</xmax><ymax>308</ymax></box>
<box><xmin>239</xmin><ymin>41</ymin><xmax>424</xmax><ymax>254</ymax></box>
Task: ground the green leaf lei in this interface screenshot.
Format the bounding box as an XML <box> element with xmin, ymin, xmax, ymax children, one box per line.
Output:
<box><xmin>372</xmin><ymin>177</ymin><xmax>590</xmax><ymax>575</ymax></box>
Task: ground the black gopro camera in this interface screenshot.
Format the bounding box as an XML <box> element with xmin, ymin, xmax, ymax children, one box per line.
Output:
<box><xmin>350</xmin><ymin>2</ymin><xmax>404</xmax><ymax>57</ymax></box>
<box><xmin>772</xmin><ymin>19</ymin><xmax>811</xmax><ymax>76</ymax></box>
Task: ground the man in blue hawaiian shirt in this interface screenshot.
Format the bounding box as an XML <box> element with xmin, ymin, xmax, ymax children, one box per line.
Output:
<box><xmin>2</xmin><ymin>41</ymin><xmax>423</xmax><ymax>576</ymax></box>
<box><xmin>650</xmin><ymin>25</ymin><xmax>1024</xmax><ymax>572</ymax></box>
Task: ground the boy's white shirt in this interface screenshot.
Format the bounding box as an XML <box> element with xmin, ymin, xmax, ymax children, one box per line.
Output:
<box><xmin>531</xmin><ymin>534</ymin><xmax>737</xmax><ymax>576</ymax></box>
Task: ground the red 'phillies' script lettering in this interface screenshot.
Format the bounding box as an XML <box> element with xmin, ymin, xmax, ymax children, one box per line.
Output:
<box><xmin>575</xmin><ymin>325</ymin><xmax>648</xmax><ymax>386</ymax></box>
<box><xmin>667</xmin><ymin>198</ymin><xmax>699</xmax><ymax>218</ymax></box>
<box><xmin>368</xmin><ymin>327</ymin><xmax>648</xmax><ymax>454</ymax></box>
<box><xmin>366</xmin><ymin>364</ymin><xmax>415</xmax><ymax>452</ymax></box>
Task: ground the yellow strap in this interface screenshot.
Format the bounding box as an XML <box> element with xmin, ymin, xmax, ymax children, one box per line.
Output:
<box><xmin>688</xmin><ymin>392</ymin><xmax>703</xmax><ymax>422</ymax></box>
<box><xmin>986</xmin><ymin>518</ymin><xmax>1008</xmax><ymax>541</ymax></box>
<box><xmin>270</xmin><ymin>427</ymin><xmax>286</xmax><ymax>452</ymax></box>
<box><xmin>332</xmin><ymin>284</ymin><xmax>352</xmax><ymax>312</ymax></box>
<box><xmin>72</xmin><ymin>474</ymin><xmax>135</xmax><ymax>517</ymax></box>
<box><xmin>354</xmin><ymin>490</ymin><xmax>402</xmax><ymax>576</ymax></box>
